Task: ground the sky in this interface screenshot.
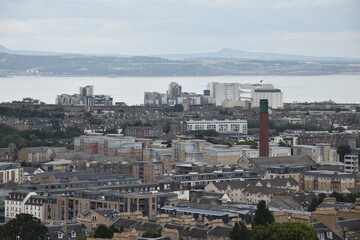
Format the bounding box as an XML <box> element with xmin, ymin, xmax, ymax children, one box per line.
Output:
<box><xmin>0</xmin><ymin>0</ymin><xmax>360</xmax><ymax>58</ymax></box>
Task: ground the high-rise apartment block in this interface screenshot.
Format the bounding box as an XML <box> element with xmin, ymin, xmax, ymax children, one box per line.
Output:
<box><xmin>56</xmin><ymin>85</ymin><xmax>112</xmax><ymax>106</ymax></box>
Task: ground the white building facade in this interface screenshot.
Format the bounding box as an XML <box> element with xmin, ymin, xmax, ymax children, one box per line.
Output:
<box><xmin>344</xmin><ymin>155</ymin><xmax>359</xmax><ymax>173</ymax></box>
<box><xmin>187</xmin><ymin>119</ymin><xmax>248</xmax><ymax>134</ymax></box>
<box><xmin>207</xmin><ymin>82</ymin><xmax>240</xmax><ymax>106</ymax></box>
<box><xmin>251</xmin><ymin>89</ymin><xmax>283</xmax><ymax>109</ymax></box>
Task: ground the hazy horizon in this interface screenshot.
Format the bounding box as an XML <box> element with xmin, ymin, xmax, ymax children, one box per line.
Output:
<box><xmin>0</xmin><ymin>0</ymin><xmax>359</xmax><ymax>58</ymax></box>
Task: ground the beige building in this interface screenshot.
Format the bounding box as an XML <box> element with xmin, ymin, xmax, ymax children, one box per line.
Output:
<box><xmin>172</xmin><ymin>140</ymin><xmax>209</xmax><ymax>163</ymax></box>
<box><xmin>76</xmin><ymin>209</ymin><xmax>119</xmax><ymax>229</ymax></box>
<box><xmin>42</xmin><ymin>159</ymin><xmax>72</xmax><ymax>172</ymax></box>
<box><xmin>205</xmin><ymin>178</ymin><xmax>298</xmax><ymax>203</ymax></box>
<box><xmin>293</xmin><ymin>143</ymin><xmax>339</xmax><ymax>163</ymax></box>
<box><xmin>300</xmin><ymin>170</ymin><xmax>358</xmax><ymax>192</ymax></box>
<box><xmin>18</xmin><ymin>146</ymin><xmax>68</xmax><ymax>162</ymax></box>
<box><xmin>203</xmin><ymin>146</ymin><xmax>241</xmax><ymax>165</ymax></box>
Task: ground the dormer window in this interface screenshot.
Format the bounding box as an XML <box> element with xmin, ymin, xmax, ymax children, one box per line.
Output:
<box><xmin>327</xmin><ymin>231</ymin><xmax>333</xmax><ymax>239</ymax></box>
<box><xmin>58</xmin><ymin>233</ymin><xmax>64</xmax><ymax>239</ymax></box>
<box><xmin>71</xmin><ymin>231</ymin><xmax>76</xmax><ymax>238</ymax></box>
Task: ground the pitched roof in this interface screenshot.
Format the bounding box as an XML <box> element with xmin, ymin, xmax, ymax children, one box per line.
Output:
<box><xmin>47</xmin><ymin>223</ymin><xmax>88</xmax><ymax>240</ymax></box>
<box><xmin>248</xmin><ymin>155</ymin><xmax>317</xmax><ymax>169</ymax></box>
<box><xmin>208</xmin><ymin>226</ymin><xmax>232</xmax><ymax>237</ymax></box>
<box><xmin>183</xmin><ymin>228</ymin><xmax>208</xmax><ymax>239</ymax></box>
<box><xmin>134</xmin><ymin>222</ymin><xmax>162</xmax><ymax>232</ymax></box>
<box><xmin>338</xmin><ymin>218</ymin><xmax>360</xmax><ymax>231</ymax></box>
<box><xmin>111</xmin><ymin>218</ymin><xmax>140</xmax><ymax>229</ymax></box>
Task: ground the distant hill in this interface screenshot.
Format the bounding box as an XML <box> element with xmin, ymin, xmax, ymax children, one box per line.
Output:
<box><xmin>0</xmin><ymin>45</ymin><xmax>359</xmax><ymax>77</ymax></box>
<box><xmin>153</xmin><ymin>48</ymin><xmax>360</xmax><ymax>62</ymax></box>
<box><xmin>1</xmin><ymin>44</ymin><xmax>359</xmax><ymax>62</ymax></box>
<box><xmin>0</xmin><ymin>44</ymin><xmax>62</xmax><ymax>56</ymax></box>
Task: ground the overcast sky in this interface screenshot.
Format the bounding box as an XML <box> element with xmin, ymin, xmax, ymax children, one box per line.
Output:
<box><xmin>0</xmin><ymin>0</ymin><xmax>359</xmax><ymax>57</ymax></box>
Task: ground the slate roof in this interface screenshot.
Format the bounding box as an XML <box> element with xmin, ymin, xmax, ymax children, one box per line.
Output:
<box><xmin>47</xmin><ymin>223</ymin><xmax>88</xmax><ymax>240</ymax></box>
<box><xmin>163</xmin><ymin>223</ymin><xmax>185</xmax><ymax>232</ymax></box>
<box><xmin>82</xmin><ymin>209</ymin><xmax>119</xmax><ymax>218</ymax></box>
<box><xmin>134</xmin><ymin>222</ymin><xmax>162</xmax><ymax>232</ymax></box>
<box><xmin>183</xmin><ymin>227</ymin><xmax>208</xmax><ymax>239</ymax></box>
<box><xmin>269</xmin><ymin>197</ymin><xmax>303</xmax><ymax>210</ymax></box>
<box><xmin>248</xmin><ymin>155</ymin><xmax>317</xmax><ymax>169</ymax></box>
<box><xmin>211</xmin><ymin>178</ymin><xmax>298</xmax><ymax>191</ymax></box>
<box><xmin>338</xmin><ymin>218</ymin><xmax>360</xmax><ymax>231</ymax></box>
<box><xmin>345</xmin><ymin>187</ymin><xmax>360</xmax><ymax>194</ymax></box>
<box><xmin>111</xmin><ymin>218</ymin><xmax>140</xmax><ymax>229</ymax></box>
<box><xmin>317</xmin><ymin>201</ymin><xmax>353</xmax><ymax>210</ymax></box>
<box><xmin>208</xmin><ymin>226</ymin><xmax>232</xmax><ymax>237</ymax></box>
<box><xmin>242</xmin><ymin>186</ymin><xmax>288</xmax><ymax>195</ymax></box>
<box><xmin>311</xmin><ymin>222</ymin><xmax>342</xmax><ymax>240</ymax></box>
<box><xmin>23</xmin><ymin>167</ymin><xmax>39</xmax><ymax>174</ymax></box>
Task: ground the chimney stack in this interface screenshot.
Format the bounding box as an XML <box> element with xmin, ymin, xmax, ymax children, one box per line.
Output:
<box><xmin>259</xmin><ymin>99</ymin><xmax>269</xmax><ymax>157</ymax></box>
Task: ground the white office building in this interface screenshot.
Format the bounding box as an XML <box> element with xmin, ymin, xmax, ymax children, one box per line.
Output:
<box><xmin>187</xmin><ymin>119</ymin><xmax>248</xmax><ymax>134</ymax></box>
<box><xmin>207</xmin><ymin>82</ymin><xmax>240</xmax><ymax>106</ymax></box>
<box><xmin>251</xmin><ymin>88</ymin><xmax>283</xmax><ymax>109</ymax></box>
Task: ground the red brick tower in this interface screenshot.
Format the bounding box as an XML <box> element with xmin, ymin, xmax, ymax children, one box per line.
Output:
<box><xmin>259</xmin><ymin>99</ymin><xmax>269</xmax><ymax>157</ymax></box>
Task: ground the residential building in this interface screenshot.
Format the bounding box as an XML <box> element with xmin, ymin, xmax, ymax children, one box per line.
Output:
<box><xmin>42</xmin><ymin>159</ymin><xmax>73</xmax><ymax>172</ymax></box>
<box><xmin>172</xmin><ymin>140</ymin><xmax>209</xmax><ymax>163</ymax></box>
<box><xmin>74</xmin><ymin>135</ymin><xmax>143</xmax><ymax>160</ymax></box>
<box><xmin>125</xmin><ymin>126</ymin><xmax>162</xmax><ymax>138</ymax></box>
<box><xmin>18</xmin><ymin>146</ymin><xmax>68</xmax><ymax>163</ymax></box>
<box><xmin>344</xmin><ymin>155</ymin><xmax>359</xmax><ymax>173</ymax></box>
<box><xmin>0</xmin><ymin>163</ymin><xmax>23</xmax><ymax>184</ymax></box>
<box><xmin>0</xmin><ymin>143</ymin><xmax>18</xmax><ymax>162</ymax></box>
<box><xmin>76</xmin><ymin>209</ymin><xmax>119</xmax><ymax>229</ymax></box>
<box><xmin>187</xmin><ymin>119</ymin><xmax>248</xmax><ymax>134</ymax></box>
<box><xmin>131</xmin><ymin>161</ymin><xmax>176</xmax><ymax>182</ymax></box>
<box><xmin>265</xmin><ymin>165</ymin><xmax>309</xmax><ymax>182</ymax></box>
<box><xmin>202</xmin><ymin>146</ymin><xmax>241</xmax><ymax>165</ymax></box>
<box><xmin>45</xmin><ymin>190</ymin><xmax>178</xmax><ymax>221</ymax></box>
<box><xmin>300</xmin><ymin>170</ymin><xmax>358</xmax><ymax>192</ymax></box>
<box><xmin>293</xmin><ymin>144</ymin><xmax>339</xmax><ymax>163</ymax></box>
<box><xmin>5</xmin><ymin>191</ymin><xmax>46</xmax><ymax>222</ymax></box>
<box><xmin>238</xmin><ymin>155</ymin><xmax>317</xmax><ymax>170</ymax></box>
<box><xmin>205</xmin><ymin>179</ymin><xmax>297</xmax><ymax>204</ymax></box>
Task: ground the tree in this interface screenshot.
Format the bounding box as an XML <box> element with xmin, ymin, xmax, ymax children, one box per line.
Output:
<box><xmin>251</xmin><ymin>222</ymin><xmax>319</xmax><ymax>240</ymax></box>
<box><xmin>337</xmin><ymin>145</ymin><xmax>352</xmax><ymax>162</ymax></box>
<box><xmin>94</xmin><ymin>224</ymin><xmax>113</xmax><ymax>238</ymax></box>
<box><xmin>230</xmin><ymin>222</ymin><xmax>250</xmax><ymax>240</ymax></box>
<box><xmin>173</xmin><ymin>104</ymin><xmax>184</xmax><ymax>112</ymax></box>
<box><xmin>307</xmin><ymin>193</ymin><xmax>326</xmax><ymax>212</ymax></box>
<box><xmin>0</xmin><ymin>213</ymin><xmax>48</xmax><ymax>240</ymax></box>
<box><xmin>253</xmin><ymin>200</ymin><xmax>274</xmax><ymax>226</ymax></box>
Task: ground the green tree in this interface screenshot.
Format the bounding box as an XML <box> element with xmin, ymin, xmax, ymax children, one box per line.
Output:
<box><xmin>173</xmin><ymin>104</ymin><xmax>184</xmax><ymax>112</ymax></box>
<box><xmin>253</xmin><ymin>200</ymin><xmax>274</xmax><ymax>226</ymax></box>
<box><xmin>251</xmin><ymin>222</ymin><xmax>319</xmax><ymax>240</ymax></box>
<box><xmin>230</xmin><ymin>222</ymin><xmax>250</xmax><ymax>240</ymax></box>
<box><xmin>307</xmin><ymin>193</ymin><xmax>326</xmax><ymax>212</ymax></box>
<box><xmin>94</xmin><ymin>224</ymin><xmax>113</xmax><ymax>238</ymax></box>
<box><xmin>0</xmin><ymin>213</ymin><xmax>48</xmax><ymax>240</ymax></box>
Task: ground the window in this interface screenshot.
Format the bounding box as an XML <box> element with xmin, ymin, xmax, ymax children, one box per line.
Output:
<box><xmin>58</xmin><ymin>233</ymin><xmax>64</xmax><ymax>239</ymax></box>
<box><xmin>71</xmin><ymin>231</ymin><xmax>76</xmax><ymax>238</ymax></box>
<box><xmin>92</xmin><ymin>216</ymin><xmax>97</xmax><ymax>222</ymax></box>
